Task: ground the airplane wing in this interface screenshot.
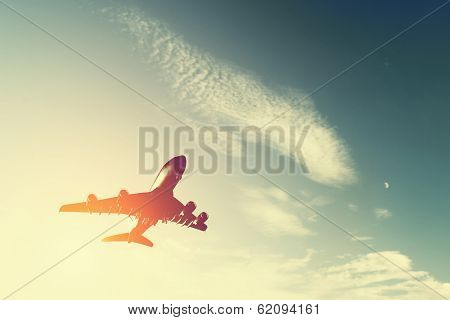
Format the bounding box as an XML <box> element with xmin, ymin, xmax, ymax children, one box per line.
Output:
<box><xmin>170</xmin><ymin>211</ymin><xmax>209</xmax><ymax>231</ymax></box>
<box><xmin>59</xmin><ymin>192</ymin><xmax>149</xmax><ymax>216</ymax></box>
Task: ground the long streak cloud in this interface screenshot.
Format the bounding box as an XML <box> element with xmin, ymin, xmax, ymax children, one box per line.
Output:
<box><xmin>104</xmin><ymin>6</ymin><xmax>356</xmax><ymax>186</ymax></box>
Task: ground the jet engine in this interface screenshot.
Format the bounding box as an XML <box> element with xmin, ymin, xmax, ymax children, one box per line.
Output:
<box><xmin>86</xmin><ymin>194</ymin><xmax>97</xmax><ymax>206</ymax></box>
<box><xmin>86</xmin><ymin>194</ymin><xmax>97</xmax><ymax>212</ymax></box>
<box><xmin>117</xmin><ymin>189</ymin><xmax>129</xmax><ymax>205</ymax></box>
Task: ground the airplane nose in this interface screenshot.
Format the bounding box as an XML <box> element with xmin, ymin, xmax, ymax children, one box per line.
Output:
<box><xmin>173</xmin><ymin>155</ymin><xmax>186</xmax><ymax>175</ymax></box>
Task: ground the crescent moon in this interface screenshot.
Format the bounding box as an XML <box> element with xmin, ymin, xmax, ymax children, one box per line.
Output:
<box><xmin>384</xmin><ymin>182</ymin><xmax>390</xmax><ymax>189</ymax></box>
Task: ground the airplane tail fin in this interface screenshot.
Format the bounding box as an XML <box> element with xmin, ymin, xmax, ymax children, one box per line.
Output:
<box><xmin>102</xmin><ymin>233</ymin><xmax>153</xmax><ymax>247</ymax></box>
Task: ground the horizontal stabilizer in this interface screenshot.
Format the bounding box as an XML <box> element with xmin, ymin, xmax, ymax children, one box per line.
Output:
<box><xmin>102</xmin><ymin>233</ymin><xmax>153</xmax><ymax>247</ymax></box>
<box><xmin>102</xmin><ymin>233</ymin><xmax>130</xmax><ymax>242</ymax></box>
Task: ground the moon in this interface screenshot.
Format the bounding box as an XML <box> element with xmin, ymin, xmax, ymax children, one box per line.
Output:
<box><xmin>384</xmin><ymin>182</ymin><xmax>390</xmax><ymax>189</ymax></box>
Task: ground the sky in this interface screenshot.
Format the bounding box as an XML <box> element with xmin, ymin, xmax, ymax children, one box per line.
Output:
<box><xmin>1</xmin><ymin>0</ymin><xmax>449</xmax><ymax>299</ymax></box>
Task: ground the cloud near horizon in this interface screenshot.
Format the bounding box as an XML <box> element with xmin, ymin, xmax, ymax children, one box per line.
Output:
<box><xmin>109</xmin><ymin>239</ymin><xmax>450</xmax><ymax>299</ymax></box>
<box><xmin>103</xmin><ymin>6</ymin><xmax>357</xmax><ymax>187</ymax></box>
<box><xmin>302</xmin><ymin>251</ymin><xmax>450</xmax><ymax>299</ymax></box>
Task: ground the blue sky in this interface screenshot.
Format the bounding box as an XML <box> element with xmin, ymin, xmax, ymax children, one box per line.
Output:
<box><xmin>1</xmin><ymin>0</ymin><xmax>449</xmax><ymax>299</ymax></box>
<box><xmin>129</xmin><ymin>0</ymin><xmax>450</xmax><ymax>278</ymax></box>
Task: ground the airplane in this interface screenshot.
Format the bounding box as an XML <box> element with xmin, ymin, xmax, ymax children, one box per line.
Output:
<box><xmin>59</xmin><ymin>155</ymin><xmax>208</xmax><ymax>247</ymax></box>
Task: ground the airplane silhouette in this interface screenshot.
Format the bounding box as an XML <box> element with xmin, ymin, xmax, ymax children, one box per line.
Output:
<box><xmin>59</xmin><ymin>155</ymin><xmax>208</xmax><ymax>247</ymax></box>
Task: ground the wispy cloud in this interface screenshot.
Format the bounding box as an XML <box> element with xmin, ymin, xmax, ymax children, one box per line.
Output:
<box><xmin>239</xmin><ymin>186</ymin><xmax>313</xmax><ymax>237</ymax></box>
<box><xmin>374</xmin><ymin>208</ymin><xmax>392</xmax><ymax>220</ymax></box>
<box><xmin>302</xmin><ymin>251</ymin><xmax>450</xmax><ymax>299</ymax></box>
<box><xmin>279</xmin><ymin>248</ymin><xmax>316</xmax><ymax>272</ymax></box>
<box><xmin>103</xmin><ymin>7</ymin><xmax>357</xmax><ymax>186</ymax></box>
<box><xmin>308</xmin><ymin>195</ymin><xmax>334</xmax><ymax>207</ymax></box>
<box><xmin>347</xmin><ymin>203</ymin><xmax>358</xmax><ymax>212</ymax></box>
